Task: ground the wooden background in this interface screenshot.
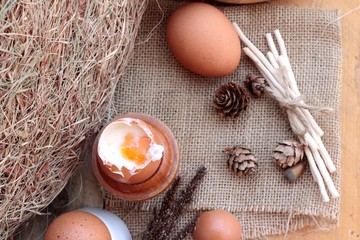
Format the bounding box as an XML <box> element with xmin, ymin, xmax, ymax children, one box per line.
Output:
<box><xmin>270</xmin><ymin>0</ymin><xmax>360</xmax><ymax>239</ymax></box>
<box><xmin>16</xmin><ymin>0</ymin><xmax>360</xmax><ymax>239</ymax></box>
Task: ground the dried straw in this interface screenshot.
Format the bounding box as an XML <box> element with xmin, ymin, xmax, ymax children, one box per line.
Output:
<box><xmin>0</xmin><ymin>0</ymin><xmax>148</xmax><ymax>238</ymax></box>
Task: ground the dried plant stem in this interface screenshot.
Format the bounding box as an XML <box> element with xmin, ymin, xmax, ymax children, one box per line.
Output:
<box><xmin>304</xmin><ymin>146</ymin><xmax>329</xmax><ymax>202</ymax></box>
<box><xmin>233</xmin><ymin>22</ymin><xmax>339</xmax><ymax>202</ymax></box>
<box><xmin>143</xmin><ymin>166</ymin><xmax>207</xmax><ymax>240</ymax></box>
<box><xmin>172</xmin><ymin>214</ymin><xmax>199</xmax><ymax>240</ymax></box>
<box><xmin>143</xmin><ymin>176</ymin><xmax>182</xmax><ymax>239</ymax></box>
<box><xmin>271</xmin><ymin>32</ymin><xmax>336</xmax><ymax>172</ymax></box>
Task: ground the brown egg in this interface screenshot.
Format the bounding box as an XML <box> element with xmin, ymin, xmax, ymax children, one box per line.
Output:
<box><xmin>44</xmin><ymin>211</ymin><xmax>111</xmax><ymax>240</ymax></box>
<box><xmin>166</xmin><ymin>2</ymin><xmax>241</xmax><ymax>77</ymax></box>
<box><xmin>193</xmin><ymin>210</ymin><xmax>242</xmax><ymax>240</ymax></box>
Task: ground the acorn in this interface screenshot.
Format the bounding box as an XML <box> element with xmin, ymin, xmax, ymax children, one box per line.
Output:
<box><xmin>283</xmin><ymin>161</ymin><xmax>306</xmax><ymax>183</ymax></box>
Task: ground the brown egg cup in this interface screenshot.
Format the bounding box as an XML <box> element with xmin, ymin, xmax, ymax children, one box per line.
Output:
<box><xmin>92</xmin><ymin>113</ymin><xmax>179</xmax><ymax>201</ymax></box>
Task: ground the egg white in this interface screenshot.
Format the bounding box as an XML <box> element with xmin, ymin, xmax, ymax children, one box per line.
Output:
<box><xmin>98</xmin><ymin>118</ymin><xmax>164</xmax><ymax>177</ymax></box>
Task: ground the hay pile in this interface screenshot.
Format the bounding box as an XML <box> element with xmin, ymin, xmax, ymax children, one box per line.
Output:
<box><xmin>0</xmin><ymin>0</ymin><xmax>148</xmax><ymax>238</ymax></box>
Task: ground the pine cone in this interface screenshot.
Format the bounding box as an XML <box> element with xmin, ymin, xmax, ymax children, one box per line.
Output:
<box><xmin>224</xmin><ymin>146</ymin><xmax>258</xmax><ymax>176</ymax></box>
<box><xmin>213</xmin><ymin>81</ymin><xmax>249</xmax><ymax>118</ymax></box>
<box><xmin>273</xmin><ymin>140</ymin><xmax>304</xmax><ymax>168</ymax></box>
<box><xmin>245</xmin><ymin>74</ymin><xmax>268</xmax><ymax>98</ymax></box>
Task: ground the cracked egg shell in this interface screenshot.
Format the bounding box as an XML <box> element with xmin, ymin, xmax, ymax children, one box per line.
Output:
<box><xmin>97</xmin><ymin>118</ymin><xmax>164</xmax><ymax>184</ymax></box>
<box><xmin>92</xmin><ymin>113</ymin><xmax>180</xmax><ymax>201</ymax></box>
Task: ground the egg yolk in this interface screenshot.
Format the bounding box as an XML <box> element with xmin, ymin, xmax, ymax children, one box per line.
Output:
<box><xmin>120</xmin><ymin>133</ymin><xmax>152</xmax><ymax>165</ymax></box>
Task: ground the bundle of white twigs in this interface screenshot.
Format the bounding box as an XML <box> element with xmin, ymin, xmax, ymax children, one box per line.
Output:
<box><xmin>233</xmin><ymin>22</ymin><xmax>339</xmax><ymax>202</ymax></box>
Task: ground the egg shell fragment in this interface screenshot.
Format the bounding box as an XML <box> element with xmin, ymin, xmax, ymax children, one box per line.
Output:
<box><xmin>166</xmin><ymin>2</ymin><xmax>241</xmax><ymax>77</ymax></box>
<box><xmin>97</xmin><ymin>118</ymin><xmax>164</xmax><ymax>184</ymax></box>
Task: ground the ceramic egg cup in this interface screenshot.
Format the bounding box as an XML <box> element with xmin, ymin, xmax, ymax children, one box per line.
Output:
<box><xmin>92</xmin><ymin>113</ymin><xmax>179</xmax><ymax>201</ymax></box>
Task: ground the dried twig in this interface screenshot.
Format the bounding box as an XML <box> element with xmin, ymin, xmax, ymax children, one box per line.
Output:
<box><xmin>173</xmin><ymin>166</ymin><xmax>207</xmax><ymax>220</ymax></box>
<box><xmin>143</xmin><ymin>176</ymin><xmax>182</xmax><ymax>239</ymax></box>
<box><xmin>233</xmin><ymin>22</ymin><xmax>339</xmax><ymax>202</ymax></box>
<box><xmin>172</xmin><ymin>214</ymin><xmax>199</xmax><ymax>240</ymax></box>
<box><xmin>142</xmin><ymin>166</ymin><xmax>207</xmax><ymax>240</ymax></box>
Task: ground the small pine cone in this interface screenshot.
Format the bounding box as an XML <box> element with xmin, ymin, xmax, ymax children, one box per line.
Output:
<box><xmin>223</xmin><ymin>146</ymin><xmax>258</xmax><ymax>176</ymax></box>
<box><xmin>273</xmin><ymin>140</ymin><xmax>304</xmax><ymax>168</ymax></box>
<box><xmin>213</xmin><ymin>81</ymin><xmax>250</xmax><ymax>118</ymax></box>
<box><xmin>245</xmin><ymin>74</ymin><xmax>268</xmax><ymax>98</ymax></box>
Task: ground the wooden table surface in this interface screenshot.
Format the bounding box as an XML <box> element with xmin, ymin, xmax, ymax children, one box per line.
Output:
<box><xmin>270</xmin><ymin>0</ymin><xmax>360</xmax><ymax>239</ymax></box>
<box><xmin>16</xmin><ymin>1</ymin><xmax>360</xmax><ymax>239</ymax></box>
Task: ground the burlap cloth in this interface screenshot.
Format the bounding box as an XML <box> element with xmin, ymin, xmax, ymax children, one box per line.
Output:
<box><xmin>103</xmin><ymin>1</ymin><xmax>342</xmax><ymax>239</ymax></box>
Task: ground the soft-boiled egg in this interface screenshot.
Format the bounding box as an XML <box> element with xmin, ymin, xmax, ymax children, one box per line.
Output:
<box><xmin>97</xmin><ymin>118</ymin><xmax>164</xmax><ymax>184</ymax></box>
